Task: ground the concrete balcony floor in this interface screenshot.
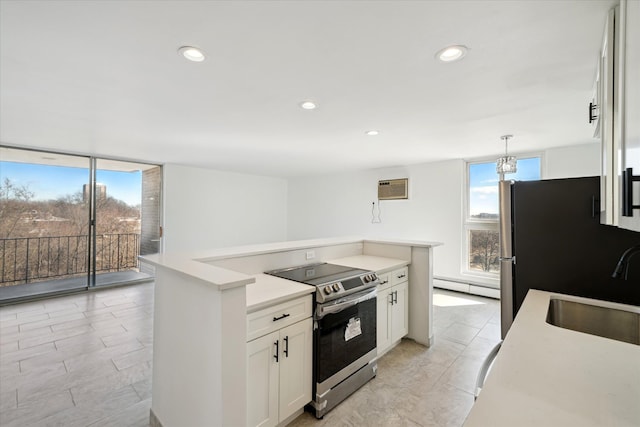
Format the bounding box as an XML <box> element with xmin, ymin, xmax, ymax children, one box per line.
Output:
<box><xmin>0</xmin><ymin>271</ymin><xmax>153</xmax><ymax>305</ymax></box>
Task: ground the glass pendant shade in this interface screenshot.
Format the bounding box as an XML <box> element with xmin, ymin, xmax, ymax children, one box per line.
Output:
<box><xmin>496</xmin><ymin>134</ymin><xmax>517</xmax><ymax>174</ymax></box>
<box><xmin>496</xmin><ymin>156</ymin><xmax>518</xmax><ymax>174</ymax></box>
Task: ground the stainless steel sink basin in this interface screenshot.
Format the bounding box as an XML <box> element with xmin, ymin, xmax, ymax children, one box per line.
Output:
<box><xmin>546</xmin><ymin>298</ymin><xmax>640</xmax><ymax>345</ymax></box>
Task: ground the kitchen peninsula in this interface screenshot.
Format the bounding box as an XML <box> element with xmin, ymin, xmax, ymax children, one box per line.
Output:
<box><xmin>141</xmin><ymin>237</ymin><xmax>442</xmax><ymax>427</ymax></box>
<box><xmin>464</xmin><ymin>290</ymin><xmax>640</xmax><ymax>426</ymax></box>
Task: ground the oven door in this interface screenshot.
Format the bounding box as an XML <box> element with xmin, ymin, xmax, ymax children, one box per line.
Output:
<box><xmin>314</xmin><ymin>289</ymin><xmax>377</xmax><ymax>393</ymax></box>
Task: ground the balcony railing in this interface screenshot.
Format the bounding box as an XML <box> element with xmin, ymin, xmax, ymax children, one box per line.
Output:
<box><xmin>0</xmin><ymin>234</ymin><xmax>140</xmax><ymax>286</ymax></box>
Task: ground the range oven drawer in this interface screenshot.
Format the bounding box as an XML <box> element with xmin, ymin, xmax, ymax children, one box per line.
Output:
<box><xmin>247</xmin><ymin>295</ymin><xmax>313</xmax><ymax>341</ymax></box>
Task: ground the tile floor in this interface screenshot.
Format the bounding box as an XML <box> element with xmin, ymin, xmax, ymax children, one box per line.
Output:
<box><xmin>0</xmin><ymin>284</ymin><xmax>500</xmax><ymax>427</ymax></box>
<box><xmin>0</xmin><ymin>283</ymin><xmax>154</xmax><ymax>427</ymax></box>
<box><xmin>289</xmin><ymin>289</ymin><xmax>501</xmax><ymax>427</ymax></box>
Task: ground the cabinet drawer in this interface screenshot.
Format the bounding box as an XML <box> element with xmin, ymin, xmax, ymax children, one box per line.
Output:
<box><xmin>247</xmin><ymin>295</ymin><xmax>313</xmax><ymax>342</ymax></box>
<box><xmin>377</xmin><ymin>272</ymin><xmax>392</xmax><ymax>291</ymax></box>
<box><xmin>391</xmin><ymin>267</ymin><xmax>408</xmax><ymax>286</ymax></box>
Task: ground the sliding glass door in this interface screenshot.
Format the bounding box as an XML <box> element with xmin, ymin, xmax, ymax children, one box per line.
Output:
<box><xmin>0</xmin><ymin>147</ymin><xmax>91</xmax><ymax>293</ymax></box>
<box><xmin>92</xmin><ymin>159</ymin><xmax>161</xmax><ymax>286</ymax></box>
<box><xmin>0</xmin><ymin>146</ymin><xmax>161</xmax><ymax>301</ymax></box>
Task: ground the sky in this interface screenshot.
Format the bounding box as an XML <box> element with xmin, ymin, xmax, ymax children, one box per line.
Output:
<box><xmin>0</xmin><ymin>161</ymin><xmax>142</xmax><ymax>206</ymax></box>
<box><xmin>469</xmin><ymin>157</ymin><xmax>540</xmax><ymax>216</ymax></box>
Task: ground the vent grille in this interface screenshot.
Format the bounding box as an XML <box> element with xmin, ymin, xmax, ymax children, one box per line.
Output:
<box><xmin>378</xmin><ymin>178</ymin><xmax>408</xmax><ymax>200</ymax></box>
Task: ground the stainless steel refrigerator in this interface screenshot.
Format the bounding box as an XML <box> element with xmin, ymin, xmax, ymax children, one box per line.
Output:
<box><xmin>499</xmin><ymin>176</ymin><xmax>640</xmax><ymax>338</ymax></box>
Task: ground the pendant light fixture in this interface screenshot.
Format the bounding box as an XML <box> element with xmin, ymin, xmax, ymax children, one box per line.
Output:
<box><xmin>496</xmin><ymin>134</ymin><xmax>517</xmax><ymax>175</ymax></box>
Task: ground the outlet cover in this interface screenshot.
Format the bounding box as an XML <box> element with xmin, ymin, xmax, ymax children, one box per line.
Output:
<box><xmin>306</xmin><ymin>251</ymin><xmax>315</xmax><ymax>260</ymax></box>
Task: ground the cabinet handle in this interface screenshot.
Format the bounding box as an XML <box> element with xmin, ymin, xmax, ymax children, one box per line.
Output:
<box><xmin>393</xmin><ymin>290</ymin><xmax>398</xmax><ymax>304</ymax></box>
<box><xmin>283</xmin><ymin>336</ymin><xmax>289</xmax><ymax>358</ymax></box>
<box><xmin>588</xmin><ymin>101</ymin><xmax>598</xmax><ymax>124</ymax></box>
<box><xmin>273</xmin><ymin>313</ymin><xmax>290</xmax><ymax>322</ymax></box>
<box><xmin>397</xmin><ymin>274</ymin><xmax>406</xmax><ymax>279</ymax></box>
<box><xmin>388</xmin><ymin>293</ymin><xmax>394</xmax><ymax>305</ymax></box>
<box><xmin>380</xmin><ymin>280</ymin><xmax>389</xmax><ymax>285</ymax></box>
<box><xmin>274</xmin><ymin>341</ymin><xmax>279</xmax><ymax>363</ymax></box>
<box><xmin>622</xmin><ymin>168</ymin><xmax>640</xmax><ymax>217</ymax></box>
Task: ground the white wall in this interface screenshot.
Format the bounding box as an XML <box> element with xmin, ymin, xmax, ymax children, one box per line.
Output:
<box><xmin>288</xmin><ymin>160</ymin><xmax>465</xmax><ymax>284</ymax></box>
<box><xmin>545</xmin><ymin>143</ymin><xmax>600</xmax><ymax>179</ymax></box>
<box><xmin>287</xmin><ymin>143</ymin><xmax>601</xmax><ymax>288</ymax></box>
<box><xmin>163</xmin><ymin>164</ymin><xmax>288</xmax><ymax>253</ymax></box>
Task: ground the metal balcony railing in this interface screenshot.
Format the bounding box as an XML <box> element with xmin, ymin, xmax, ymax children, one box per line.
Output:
<box><xmin>0</xmin><ymin>234</ymin><xmax>140</xmax><ymax>286</ymax></box>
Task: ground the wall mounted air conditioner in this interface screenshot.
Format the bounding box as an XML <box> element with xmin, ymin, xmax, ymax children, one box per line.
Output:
<box><xmin>378</xmin><ymin>178</ymin><xmax>408</xmax><ymax>200</ymax></box>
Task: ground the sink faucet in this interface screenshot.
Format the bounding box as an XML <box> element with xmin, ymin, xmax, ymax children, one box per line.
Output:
<box><xmin>612</xmin><ymin>244</ymin><xmax>640</xmax><ymax>280</ymax></box>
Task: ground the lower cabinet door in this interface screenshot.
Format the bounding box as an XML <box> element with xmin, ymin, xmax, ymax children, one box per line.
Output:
<box><xmin>247</xmin><ymin>331</ymin><xmax>279</xmax><ymax>427</ymax></box>
<box><xmin>376</xmin><ymin>287</ymin><xmax>392</xmax><ymax>355</ymax></box>
<box><xmin>390</xmin><ymin>281</ymin><xmax>409</xmax><ymax>341</ymax></box>
<box><xmin>278</xmin><ymin>317</ymin><xmax>313</xmax><ymax>421</ymax></box>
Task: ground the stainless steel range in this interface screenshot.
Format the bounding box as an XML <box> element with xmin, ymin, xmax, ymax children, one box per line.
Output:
<box><xmin>265</xmin><ymin>262</ymin><xmax>379</xmax><ymax>418</ymax></box>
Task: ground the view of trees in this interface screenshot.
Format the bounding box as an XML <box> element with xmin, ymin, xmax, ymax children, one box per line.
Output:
<box><xmin>469</xmin><ymin>229</ymin><xmax>500</xmax><ymax>272</ymax></box>
<box><xmin>0</xmin><ymin>178</ymin><xmax>141</xmax><ymax>286</ymax></box>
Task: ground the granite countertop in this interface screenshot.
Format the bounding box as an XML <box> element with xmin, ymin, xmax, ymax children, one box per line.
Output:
<box><xmin>464</xmin><ymin>289</ymin><xmax>640</xmax><ymax>427</ymax></box>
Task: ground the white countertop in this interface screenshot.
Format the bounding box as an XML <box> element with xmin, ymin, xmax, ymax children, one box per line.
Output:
<box><xmin>140</xmin><ymin>252</ymin><xmax>255</xmax><ymax>290</ymax></box>
<box><xmin>187</xmin><ymin>236</ymin><xmax>441</xmax><ymax>263</ymax></box>
<box><xmin>246</xmin><ymin>274</ymin><xmax>314</xmax><ymax>313</ymax></box>
<box><xmin>464</xmin><ymin>290</ymin><xmax>640</xmax><ymax>427</ymax></box>
<box><xmin>141</xmin><ymin>237</ymin><xmax>440</xmax><ymax>292</ymax></box>
<box><xmin>328</xmin><ymin>255</ymin><xmax>409</xmax><ymax>273</ymax></box>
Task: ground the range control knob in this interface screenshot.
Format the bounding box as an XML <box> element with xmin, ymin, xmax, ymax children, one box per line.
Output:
<box><xmin>323</xmin><ymin>287</ymin><xmax>332</xmax><ymax>295</ymax></box>
<box><xmin>332</xmin><ymin>283</ymin><xmax>341</xmax><ymax>292</ymax></box>
<box><xmin>364</xmin><ymin>274</ymin><xmax>377</xmax><ymax>283</ymax></box>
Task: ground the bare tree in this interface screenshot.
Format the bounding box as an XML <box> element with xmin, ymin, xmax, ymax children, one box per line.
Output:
<box><xmin>470</xmin><ymin>230</ymin><xmax>499</xmax><ymax>272</ymax></box>
<box><xmin>0</xmin><ymin>178</ymin><xmax>35</xmax><ymax>238</ymax></box>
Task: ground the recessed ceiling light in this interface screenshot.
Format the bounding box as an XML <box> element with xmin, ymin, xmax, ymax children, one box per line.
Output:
<box><xmin>178</xmin><ymin>46</ymin><xmax>205</xmax><ymax>62</ymax></box>
<box><xmin>300</xmin><ymin>101</ymin><xmax>317</xmax><ymax>110</ymax></box>
<box><xmin>435</xmin><ymin>45</ymin><xmax>468</xmax><ymax>62</ymax></box>
<box><xmin>365</xmin><ymin>130</ymin><xmax>380</xmax><ymax>136</ymax></box>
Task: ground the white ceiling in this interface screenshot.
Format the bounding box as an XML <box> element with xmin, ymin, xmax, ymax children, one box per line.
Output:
<box><xmin>0</xmin><ymin>0</ymin><xmax>615</xmax><ymax>178</ymax></box>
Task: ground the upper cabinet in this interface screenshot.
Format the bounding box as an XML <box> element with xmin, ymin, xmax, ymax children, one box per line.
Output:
<box><xmin>618</xmin><ymin>0</ymin><xmax>640</xmax><ymax>232</ymax></box>
<box><xmin>600</xmin><ymin>0</ymin><xmax>640</xmax><ymax>232</ymax></box>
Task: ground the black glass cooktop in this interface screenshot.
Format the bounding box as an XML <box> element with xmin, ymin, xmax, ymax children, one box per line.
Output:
<box><xmin>265</xmin><ymin>263</ymin><xmax>369</xmax><ymax>287</ymax></box>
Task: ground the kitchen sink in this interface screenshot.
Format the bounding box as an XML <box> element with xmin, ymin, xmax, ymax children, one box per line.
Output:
<box><xmin>546</xmin><ymin>298</ymin><xmax>640</xmax><ymax>345</ymax></box>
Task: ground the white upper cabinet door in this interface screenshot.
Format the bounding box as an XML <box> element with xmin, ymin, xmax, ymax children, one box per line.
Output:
<box><xmin>600</xmin><ymin>7</ymin><xmax>617</xmax><ymax>226</ymax></box>
<box><xmin>619</xmin><ymin>0</ymin><xmax>640</xmax><ymax>232</ymax></box>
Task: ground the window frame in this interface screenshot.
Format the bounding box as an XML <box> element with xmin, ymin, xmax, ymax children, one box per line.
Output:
<box><xmin>462</xmin><ymin>153</ymin><xmax>543</xmax><ymax>280</ymax></box>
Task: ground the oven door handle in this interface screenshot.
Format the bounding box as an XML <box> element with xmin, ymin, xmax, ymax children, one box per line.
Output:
<box><xmin>315</xmin><ymin>288</ymin><xmax>377</xmax><ymax>319</ymax></box>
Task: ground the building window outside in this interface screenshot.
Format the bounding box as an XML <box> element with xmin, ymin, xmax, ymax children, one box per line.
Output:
<box><xmin>466</xmin><ymin>157</ymin><xmax>541</xmax><ymax>276</ymax></box>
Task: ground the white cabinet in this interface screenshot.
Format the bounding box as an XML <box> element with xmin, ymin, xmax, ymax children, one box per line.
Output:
<box><xmin>618</xmin><ymin>0</ymin><xmax>640</xmax><ymax>231</ymax></box>
<box><xmin>376</xmin><ymin>267</ymin><xmax>409</xmax><ymax>356</ymax></box>
<box><xmin>600</xmin><ymin>0</ymin><xmax>640</xmax><ymax>232</ymax></box>
<box><xmin>247</xmin><ymin>296</ymin><xmax>313</xmax><ymax>427</ymax></box>
<box><xmin>598</xmin><ymin>6</ymin><xmax>617</xmax><ymax>226</ymax></box>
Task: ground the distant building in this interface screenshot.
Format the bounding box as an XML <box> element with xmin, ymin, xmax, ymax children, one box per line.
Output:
<box><xmin>83</xmin><ymin>183</ymin><xmax>107</xmax><ymax>202</ymax></box>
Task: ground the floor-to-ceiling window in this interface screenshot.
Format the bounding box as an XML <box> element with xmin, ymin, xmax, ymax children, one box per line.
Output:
<box><xmin>464</xmin><ymin>156</ymin><xmax>541</xmax><ymax>286</ymax></box>
<box><xmin>0</xmin><ymin>146</ymin><xmax>161</xmax><ymax>302</ymax></box>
